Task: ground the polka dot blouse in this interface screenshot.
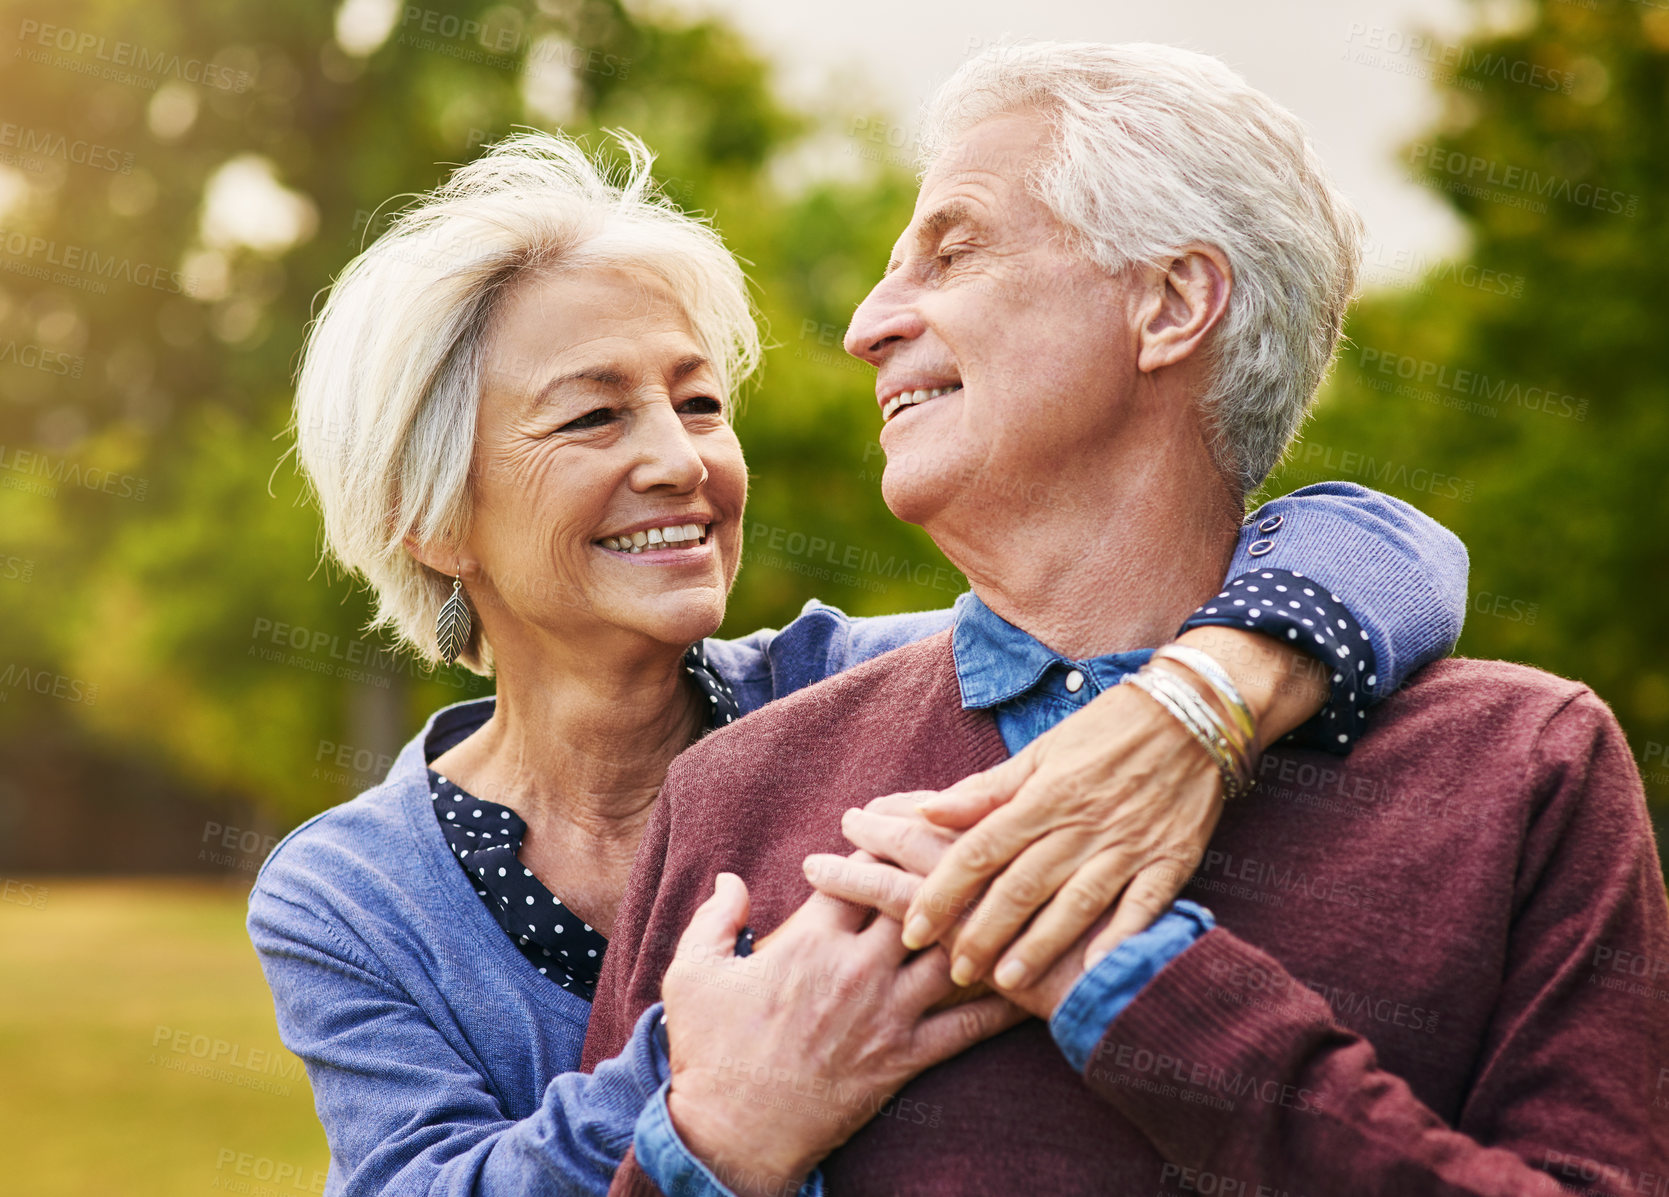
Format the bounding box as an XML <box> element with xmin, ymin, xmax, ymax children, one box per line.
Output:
<box><xmin>430</xmin><ymin>642</ymin><xmax>741</xmax><ymax>1000</ymax></box>
<box><xmin>1177</xmin><ymin>567</ymin><xmax>1378</xmax><ymax>751</ymax></box>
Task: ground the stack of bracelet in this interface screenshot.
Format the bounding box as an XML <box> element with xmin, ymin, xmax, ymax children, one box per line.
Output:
<box><xmin>1121</xmin><ymin>644</ymin><xmax>1258</xmax><ymax>799</ymax></box>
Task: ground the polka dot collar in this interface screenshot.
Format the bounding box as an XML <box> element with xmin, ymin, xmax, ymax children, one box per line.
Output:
<box><xmin>430</xmin><ymin>642</ymin><xmax>739</xmax><ymax>999</ymax></box>
<box><xmin>429</xmin><ymin>770</ymin><xmax>609</xmax><ymax>998</ymax></box>
<box><xmin>684</xmin><ymin>639</ymin><xmax>741</xmax><ymax>729</ymax></box>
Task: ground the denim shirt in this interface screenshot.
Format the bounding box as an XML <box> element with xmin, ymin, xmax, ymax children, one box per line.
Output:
<box><xmin>948</xmin><ymin>591</ymin><xmax>1216</xmax><ymax>1057</ymax></box>
<box><xmin>951</xmin><ymin>590</ymin><xmax>1157</xmax><ymax>753</ymax></box>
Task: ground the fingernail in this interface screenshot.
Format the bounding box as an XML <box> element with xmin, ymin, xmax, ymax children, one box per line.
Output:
<box><xmin>902</xmin><ymin>914</ymin><xmax>932</xmax><ymax>950</ymax></box>
<box><xmin>950</xmin><ymin>956</ymin><xmax>977</xmax><ymax>987</ymax></box>
<box><xmin>993</xmin><ymin>959</ymin><xmax>1027</xmax><ymax>989</ymax></box>
<box><xmin>1084</xmin><ymin>948</ymin><xmax>1109</xmax><ymax>971</ymax></box>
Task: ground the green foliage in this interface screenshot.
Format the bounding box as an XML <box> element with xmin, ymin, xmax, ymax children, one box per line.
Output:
<box><xmin>1260</xmin><ymin>0</ymin><xmax>1669</xmax><ymax>814</ymax></box>
<box><xmin>1</xmin><ymin>0</ymin><xmax>1662</xmax><ymax>843</ymax></box>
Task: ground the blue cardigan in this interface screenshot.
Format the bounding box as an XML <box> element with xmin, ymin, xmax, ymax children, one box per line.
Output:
<box><xmin>249</xmin><ymin>483</ymin><xmax>1467</xmax><ymax>1196</ymax></box>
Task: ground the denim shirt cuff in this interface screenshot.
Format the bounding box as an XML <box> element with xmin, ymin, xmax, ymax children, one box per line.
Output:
<box><xmin>1048</xmin><ymin>900</ymin><xmax>1216</xmax><ymax>1073</ymax></box>
<box><xmin>648</xmin><ymin>1002</ymin><xmax>672</xmax><ymax>1079</ymax></box>
<box><xmin>634</xmin><ymin>1072</ymin><xmax>825</xmax><ymax>1197</ymax></box>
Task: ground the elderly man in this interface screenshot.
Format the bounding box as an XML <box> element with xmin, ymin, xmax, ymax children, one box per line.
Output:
<box><xmin>584</xmin><ymin>42</ymin><xmax>1669</xmax><ymax>1197</ymax></box>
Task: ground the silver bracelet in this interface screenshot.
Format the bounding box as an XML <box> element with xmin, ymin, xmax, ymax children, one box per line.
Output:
<box><xmin>1123</xmin><ymin>670</ymin><xmax>1239</xmax><ymax>792</ymax></box>
<box><xmin>1153</xmin><ymin>668</ymin><xmax>1253</xmax><ymax>785</ymax></box>
<box><xmin>1123</xmin><ymin>668</ymin><xmax>1253</xmax><ymax>799</ymax></box>
<box><xmin>1150</xmin><ymin>644</ymin><xmax>1258</xmax><ymax>747</ymax></box>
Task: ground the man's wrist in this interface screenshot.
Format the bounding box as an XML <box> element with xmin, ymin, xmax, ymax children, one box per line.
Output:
<box><xmin>664</xmin><ymin>1078</ymin><xmax>816</xmax><ymax>1197</ymax></box>
<box><xmin>1048</xmin><ymin>902</ymin><xmax>1215</xmax><ymax>1072</ymax></box>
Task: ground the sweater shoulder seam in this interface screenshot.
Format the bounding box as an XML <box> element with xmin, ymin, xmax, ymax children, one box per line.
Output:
<box><xmin>255</xmin><ymin>886</ymin><xmax>387</xmax><ymax>981</ymax></box>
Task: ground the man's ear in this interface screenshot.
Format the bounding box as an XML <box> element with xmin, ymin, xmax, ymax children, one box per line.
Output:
<box><xmin>1135</xmin><ymin>244</ymin><xmax>1232</xmax><ymax>374</ymax></box>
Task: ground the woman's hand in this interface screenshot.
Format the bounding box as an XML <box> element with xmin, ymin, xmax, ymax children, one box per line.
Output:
<box><xmin>660</xmin><ymin>873</ymin><xmax>1023</xmax><ymax>1197</ymax></box>
<box><xmin>893</xmin><ymin>626</ymin><xmax>1328</xmax><ymax>992</ymax></box>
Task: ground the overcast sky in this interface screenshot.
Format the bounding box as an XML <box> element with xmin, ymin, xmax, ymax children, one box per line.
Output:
<box><xmin>647</xmin><ymin>0</ymin><xmax>1478</xmax><ymax>260</ymax></box>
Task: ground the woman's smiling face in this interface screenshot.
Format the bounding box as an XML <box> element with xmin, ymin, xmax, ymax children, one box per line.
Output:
<box><xmin>459</xmin><ymin>265</ymin><xmax>747</xmax><ymax>657</ymax></box>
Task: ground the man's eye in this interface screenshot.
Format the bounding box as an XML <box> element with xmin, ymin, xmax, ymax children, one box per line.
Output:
<box><xmin>680</xmin><ymin>396</ymin><xmax>723</xmax><ymax>415</ymax></box>
<box><xmin>936</xmin><ymin>245</ymin><xmax>971</xmax><ymax>266</ymax></box>
<box><xmin>559</xmin><ymin>407</ymin><xmax>614</xmax><ymax>432</ymax></box>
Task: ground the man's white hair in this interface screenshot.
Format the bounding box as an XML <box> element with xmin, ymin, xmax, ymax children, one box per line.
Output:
<box><xmin>293</xmin><ymin>131</ymin><xmax>760</xmax><ymax>673</ymax></box>
<box><xmin>918</xmin><ymin>42</ymin><xmax>1363</xmax><ymax>495</ymax></box>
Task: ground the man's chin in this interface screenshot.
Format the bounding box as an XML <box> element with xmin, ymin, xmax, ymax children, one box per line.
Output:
<box><xmin>879</xmin><ymin>461</ymin><xmax>952</xmax><ymax>528</ymax></box>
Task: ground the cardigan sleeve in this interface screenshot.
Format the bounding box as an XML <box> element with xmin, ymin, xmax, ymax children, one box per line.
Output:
<box><xmin>1212</xmin><ymin>481</ymin><xmax>1469</xmax><ymax>703</ymax></box>
<box><xmin>1066</xmin><ymin>693</ymin><xmax>1669</xmax><ymax>1196</ymax></box>
<box><xmin>247</xmin><ymin>886</ymin><xmax>668</xmax><ymax>1197</ymax></box>
<box><xmin>720</xmin><ymin>483</ymin><xmax>1465</xmax><ymax>747</ymax></box>
<box><xmin>1179</xmin><ymin>482</ymin><xmax>1469</xmax><ymax>752</ymax></box>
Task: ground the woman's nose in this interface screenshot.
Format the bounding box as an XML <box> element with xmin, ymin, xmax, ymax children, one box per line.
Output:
<box><xmin>628</xmin><ymin>402</ymin><xmax>708</xmax><ymax>492</ymax></box>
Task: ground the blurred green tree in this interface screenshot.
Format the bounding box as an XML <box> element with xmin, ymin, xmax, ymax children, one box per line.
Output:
<box><xmin>1260</xmin><ymin>0</ymin><xmax>1669</xmax><ymax>837</ymax></box>
<box><xmin>0</xmin><ymin>0</ymin><xmax>947</xmax><ymax>841</ymax></box>
<box><xmin>0</xmin><ymin>0</ymin><xmax>1662</xmax><ymax>872</ymax></box>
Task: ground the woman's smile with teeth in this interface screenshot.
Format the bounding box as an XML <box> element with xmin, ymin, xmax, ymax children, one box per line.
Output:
<box><xmin>882</xmin><ymin>384</ymin><xmax>962</xmax><ymax>423</ymax></box>
<box><xmin>598</xmin><ymin>523</ymin><xmax>708</xmax><ymax>553</ymax></box>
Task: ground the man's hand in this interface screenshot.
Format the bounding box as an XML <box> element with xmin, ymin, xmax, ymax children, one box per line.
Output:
<box><xmin>892</xmin><ymin>625</ymin><xmax>1325</xmax><ymax>992</ymax></box>
<box><xmin>892</xmin><ymin>688</ymin><xmax>1220</xmax><ymax>992</ymax></box>
<box><xmin>660</xmin><ymin>872</ymin><xmax>1024</xmax><ymax>1197</ymax></box>
<box><xmin>802</xmin><ymin>808</ymin><xmax>1101</xmax><ymax>1020</ymax></box>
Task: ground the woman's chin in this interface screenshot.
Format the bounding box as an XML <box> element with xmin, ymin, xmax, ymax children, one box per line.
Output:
<box><xmin>626</xmin><ymin>589</ymin><xmax>729</xmax><ymax>649</ymax></box>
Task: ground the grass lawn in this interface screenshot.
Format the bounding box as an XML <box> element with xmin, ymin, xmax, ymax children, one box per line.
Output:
<box><xmin>0</xmin><ymin>878</ymin><xmax>330</xmax><ymax>1197</ymax></box>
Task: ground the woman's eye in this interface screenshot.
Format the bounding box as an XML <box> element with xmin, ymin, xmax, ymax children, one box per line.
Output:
<box><xmin>680</xmin><ymin>395</ymin><xmax>723</xmax><ymax>416</ymax></box>
<box><xmin>558</xmin><ymin>407</ymin><xmax>614</xmax><ymax>432</ymax></box>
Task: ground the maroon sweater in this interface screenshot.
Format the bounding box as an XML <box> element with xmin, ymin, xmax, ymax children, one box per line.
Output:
<box><xmin>585</xmin><ymin>632</ymin><xmax>1669</xmax><ymax>1196</ymax></box>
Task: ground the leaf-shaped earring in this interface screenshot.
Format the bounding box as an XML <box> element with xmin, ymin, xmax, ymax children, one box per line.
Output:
<box><xmin>436</xmin><ymin>576</ymin><xmax>472</xmax><ymax>666</ymax></box>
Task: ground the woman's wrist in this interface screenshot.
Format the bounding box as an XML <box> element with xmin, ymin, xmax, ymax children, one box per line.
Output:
<box><xmin>1169</xmin><ymin>625</ymin><xmax>1329</xmax><ymax>752</ymax></box>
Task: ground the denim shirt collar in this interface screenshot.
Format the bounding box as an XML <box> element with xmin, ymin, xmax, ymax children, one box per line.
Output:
<box><xmin>951</xmin><ymin>591</ymin><xmax>1154</xmax><ymax>709</ymax></box>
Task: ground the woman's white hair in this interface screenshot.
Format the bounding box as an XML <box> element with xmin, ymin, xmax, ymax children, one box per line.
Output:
<box><xmin>293</xmin><ymin>131</ymin><xmax>760</xmax><ymax>673</ymax></box>
<box><xmin>918</xmin><ymin>42</ymin><xmax>1363</xmax><ymax>496</ymax></box>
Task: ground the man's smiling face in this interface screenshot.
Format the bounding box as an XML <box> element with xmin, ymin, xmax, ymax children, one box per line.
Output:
<box><xmin>843</xmin><ymin>108</ymin><xmax>1142</xmax><ymax>535</ymax></box>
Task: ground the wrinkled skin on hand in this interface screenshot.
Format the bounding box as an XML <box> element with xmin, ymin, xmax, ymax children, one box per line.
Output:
<box><xmin>659</xmin><ymin>872</ymin><xmax>1024</xmax><ymax>1197</ymax></box>
<box><xmin>869</xmin><ymin>627</ymin><xmax>1325</xmax><ymax>993</ymax></box>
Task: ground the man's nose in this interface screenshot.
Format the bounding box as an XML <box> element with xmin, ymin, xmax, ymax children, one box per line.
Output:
<box><xmin>629</xmin><ymin>402</ymin><xmax>708</xmax><ymax>492</ymax></box>
<box><xmin>844</xmin><ymin>273</ymin><xmax>924</xmax><ymax>366</ymax></box>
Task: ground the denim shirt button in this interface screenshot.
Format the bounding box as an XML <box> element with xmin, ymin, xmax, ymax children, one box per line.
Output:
<box><xmin>1064</xmin><ymin>669</ymin><xmax>1085</xmax><ymax>693</ymax></box>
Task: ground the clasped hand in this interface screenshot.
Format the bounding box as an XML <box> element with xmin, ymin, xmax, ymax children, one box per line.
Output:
<box><xmin>805</xmin><ymin>674</ymin><xmax>1227</xmax><ymax>1015</ymax></box>
<box><xmin>659</xmin><ymin>671</ymin><xmax>1235</xmax><ymax>1194</ymax></box>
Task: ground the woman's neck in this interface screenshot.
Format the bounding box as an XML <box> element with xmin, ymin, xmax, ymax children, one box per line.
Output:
<box><xmin>429</xmin><ymin>634</ymin><xmax>704</xmax><ymax>933</ymax></box>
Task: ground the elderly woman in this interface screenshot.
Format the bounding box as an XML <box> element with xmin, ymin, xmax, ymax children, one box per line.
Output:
<box><xmin>249</xmin><ymin>130</ymin><xmax>1465</xmax><ymax>1197</ymax></box>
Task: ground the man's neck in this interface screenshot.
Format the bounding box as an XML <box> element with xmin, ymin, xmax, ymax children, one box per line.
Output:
<box><xmin>936</xmin><ymin>448</ymin><xmax>1242</xmax><ymax>660</ymax></box>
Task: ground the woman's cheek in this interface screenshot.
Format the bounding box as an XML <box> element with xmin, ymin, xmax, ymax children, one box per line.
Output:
<box><xmin>721</xmin><ymin>532</ymin><xmax>744</xmax><ymax>589</ymax></box>
<box><xmin>708</xmin><ymin>431</ymin><xmax>748</xmax><ymax>510</ymax></box>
